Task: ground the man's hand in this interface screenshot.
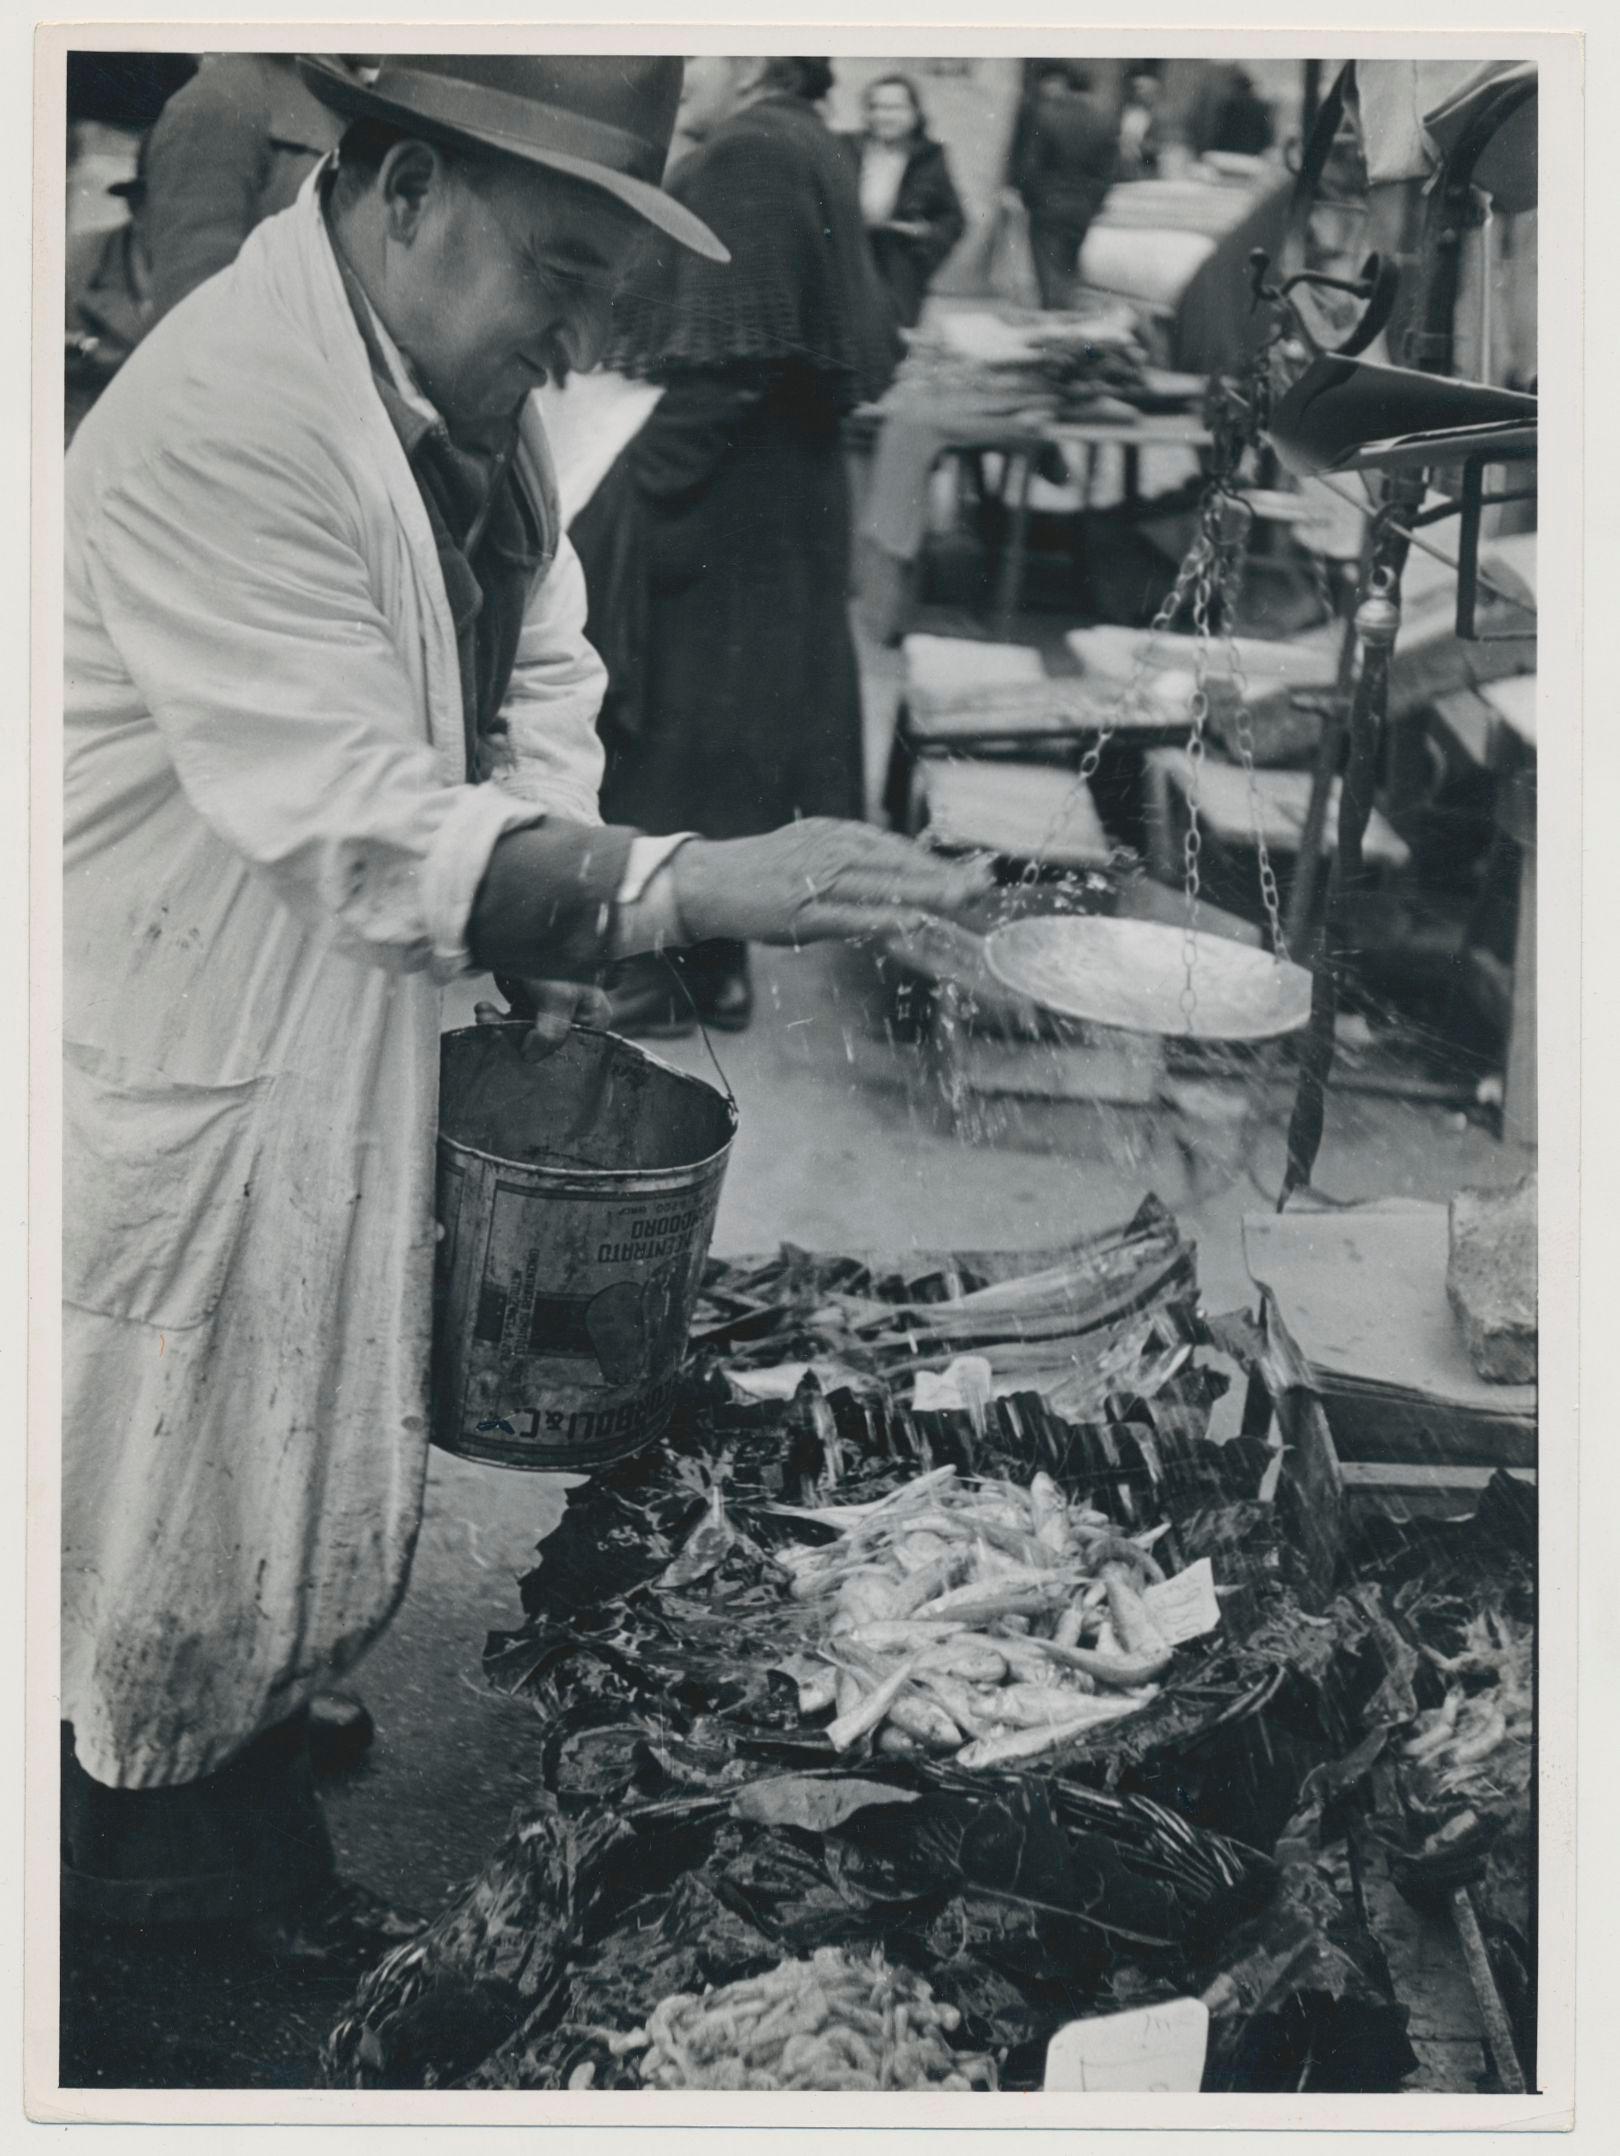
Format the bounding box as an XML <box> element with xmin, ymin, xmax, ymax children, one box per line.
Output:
<box><xmin>671</xmin><ymin>820</ymin><xmax>991</xmax><ymax>949</ymax></box>
<box><xmin>474</xmin><ymin>978</ymin><xmax>613</xmax><ymax>1062</ymax></box>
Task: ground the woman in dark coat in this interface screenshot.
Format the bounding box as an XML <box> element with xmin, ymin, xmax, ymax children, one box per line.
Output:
<box><xmin>839</xmin><ymin>74</ymin><xmax>966</xmax><ymax>331</ymax></box>
<box><xmin>576</xmin><ymin>56</ymin><xmax>899</xmax><ymax>1033</ymax></box>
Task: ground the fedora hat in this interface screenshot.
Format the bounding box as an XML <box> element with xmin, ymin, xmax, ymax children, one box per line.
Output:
<box><xmin>298</xmin><ymin>53</ymin><xmax>727</xmax><ymax>262</ymax></box>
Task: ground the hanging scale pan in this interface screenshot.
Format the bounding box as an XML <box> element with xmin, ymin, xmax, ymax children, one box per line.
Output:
<box><xmin>984</xmin><ymin>916</ymin><xmax>1313</xmax><ymax>1044</ymax></box>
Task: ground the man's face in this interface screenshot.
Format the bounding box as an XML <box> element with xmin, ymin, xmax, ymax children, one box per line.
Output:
<box><xmin>378</xmin><ymin>150</ymin><xmax>645</xmax><ymax>448</ymax></box>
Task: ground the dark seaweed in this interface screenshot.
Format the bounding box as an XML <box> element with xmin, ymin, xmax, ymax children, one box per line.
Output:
<box><xmin>326</xmin><ymin>1215</ymin><xmax>1447</xmax><ymax>2093</ymax></box>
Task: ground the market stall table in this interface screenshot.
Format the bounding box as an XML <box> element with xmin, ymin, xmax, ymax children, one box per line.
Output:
<box><xmin>881</xmin><ymin>633</ymin><xmax>1195</xmax><ymax>836</ymax></box>
<box><xmin>1078</xmin><ymin>166</ymin><xmax>1293</xmax><ymax>374</ymax></box>
<box><xmin>863</xmin><ymin>409</ymin><xmax>1215</xmax><ymax>643</ymax></box>
<box><xmin>995</xmin><ymin>412</ymin><xmax>1217</xmax><ymax>637</ymax></box>
<box><xmin>853</xmin><ymin>302</ymin><xmax>1207</xmax><ymax>641</ymax></box>
<box><xmin>1234</xmin><ymin>1196</ymin><xmax>1537</xmax><ymax>2092</ymax></box>
<box><xmin>1242</xmin><ymin>1199</ymin><xmax>1536</xmax><ymax>1513</ymax></box>
<box><xmin>1141</xmin><ymin>746</ymin><xmax>1412</xmax><ymax>913</ymax></box>
<box><xmin>1430</xmin><ymin>671</ymin><xmax>1537</xmax><ymax>1142</ymax></box>
<box><xmin>318</xmin><ymin>1208</ymin><xmax>1533</xmax><ymax>2097</ymax></box>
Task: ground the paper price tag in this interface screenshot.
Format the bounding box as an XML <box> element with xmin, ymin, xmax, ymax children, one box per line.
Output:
<box><xmin>1142</xmin><ymin>1557</ymin><xmax>1222</xmax><ymax>1646</ymax></box>
<box><xmin>729</xmin><ymin>1362</ymin><xmax>812</xmax><ymax>1402</ymax></box>
<box><xmin>912</xmin><ymin>1355</ymin><xmax>994</xmax><ymax>1416</ymax></box>
<box><xmin>1044</xmin><ymin>1998</ymin><xmax>1209</xmax><ymax>2092</ymax></box>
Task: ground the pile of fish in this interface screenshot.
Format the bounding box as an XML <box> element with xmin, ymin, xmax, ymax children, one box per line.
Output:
<box><xmin>600</xmin><ymin>1947</ymin><xmax>997</xmax><ymax>2093</ymax></box>
<box><xmin>770</xmin><ymin>1464</ymin><xmax>1209</xmax><ymax>1771</ymax></box>
<box><xmin>1403</xmin><ymin>1608</ymin><xmax>1534</xmax><ymax>1821</ymax></box>
<box><xmin>695</xmin><ymin>1201</ymin><xmax>1201</xmax><ymax>1421</ymax></box>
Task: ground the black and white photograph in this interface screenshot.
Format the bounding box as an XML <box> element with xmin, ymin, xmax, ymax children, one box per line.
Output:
<box><xmin>27</xmin><ymin>11</ymin><xmax>1589</xmax><ymax>2130</ymax></box>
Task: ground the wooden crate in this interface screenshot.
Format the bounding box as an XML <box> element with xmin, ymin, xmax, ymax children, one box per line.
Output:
<box><xmin>1248</xmin><ymin>1294</ymin><xmax>1535</xmax><ymax>1592</ymax></box>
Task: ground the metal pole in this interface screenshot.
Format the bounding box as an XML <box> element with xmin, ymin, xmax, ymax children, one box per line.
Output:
<box><xmin>1278</xmin><ymin>76</ymin><xmax>1536</xmax><ymax>1203</ymax></box>
<box><xmin>1283</xmin><ymin>530</ymin><xmax>1369</xmax><ymax>953</ymax></box>
<box><xmin>1280</xmin><ymin>481</ymin><xmax>1420</xmax><ymax>1206</ymax></box>
<box><xmin>1452</xmin><ymin>1885</ymin><xmax>1527</xmax><ymax>2094</ymax></box>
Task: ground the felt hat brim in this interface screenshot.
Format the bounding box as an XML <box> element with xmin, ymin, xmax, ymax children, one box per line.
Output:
<box><xmin>297</xmin><ymin>55</ymin><xmax>727</xmax><ymax>263</ymax></box>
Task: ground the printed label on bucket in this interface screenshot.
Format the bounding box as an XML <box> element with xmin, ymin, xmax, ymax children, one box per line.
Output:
<box><xmin>464</xmin><ymin>1371</ymin><xmax>682</xmax><ymax>1466</ymax></box>
<box><xmin>436</xmin><ymin>1166</ymin><xmax>725</xmax><ymax>1470</ymax></box>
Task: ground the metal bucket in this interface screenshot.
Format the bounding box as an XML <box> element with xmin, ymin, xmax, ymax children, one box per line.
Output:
<box><xmin>433</xmin><ymin>1024</ymin><xmax>736</xmax><ymax>1471</ymax></box>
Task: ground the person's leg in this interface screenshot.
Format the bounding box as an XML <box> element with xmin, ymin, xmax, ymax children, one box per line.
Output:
<box><xmin>61</xmin><ymin>1716</ymin><xmax>420</xmax><ymax>1967</ymax></box>
<box><xmin>1029</xmin><ymin>216</ymin><xmax>1079</xmax><ymax>310</ymax></box>
<box><xmin>1027</xmin><ymin>214</ymin><xmax>1057</xmax><ymax>308</ymax></box>
<box><xmin>1051</xmin><ymin>228</ymin><xmax>1080</xmax><ymax>310</ymax></box>
<box><xmin>61</xmin><ymin>1714</ymin><xmax>333</xmax><ymax>1927</ymax></box>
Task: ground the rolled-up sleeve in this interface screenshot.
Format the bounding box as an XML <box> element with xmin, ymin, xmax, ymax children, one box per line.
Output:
<box><xmin>490</xmin><ymin>532</ymin><xmax>609</xmax><ymax>826</ymax></box>
<box><xmin>81</xmin><ymin>430</ymin><xmax>545</xmax><ymax>981</ymax></box>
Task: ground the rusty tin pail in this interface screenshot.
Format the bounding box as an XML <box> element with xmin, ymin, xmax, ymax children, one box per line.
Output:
<box><xmin>433</xmin><ymin>1024</ymin><xmax>736</xmax><ymax>1470</ymax></box>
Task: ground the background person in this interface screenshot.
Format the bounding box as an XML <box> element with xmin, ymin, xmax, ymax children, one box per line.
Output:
<box><xmin>1012</xmin><ymin>63</ymin><xmax>1119</xmax><ymax>311</ymax></box>
<box><xmin>1117</xmin><ymin>70</ymin><xmax>1166</xmax><ymax>180</ymax></box>
<box><xmin>839</xmin><ymin>72</ymin><xmax>966</xmax><ymax>332</ymax></box>
<box><xmin>577</xmin><ymin>55</ymin><xmax>902</xmax><ymax>1037</ymax></box>
<box><xmin>139</xmin><ymin>51</ymin><xmax>368</xmax><ymax>322</ymax></box>
<box><xmin>65</xmin><ymin>145</ymin><xmax>154</xmax><ymax>440</ymax></box>
<box><xmin>1209</xmin><ymin>68</ymin><xmax>1277</xmax><ymax>158</ymax></box>
<box><xmin>749</xmin><ymin>53</ymin><xmax>836</xmax><ymax>117</ymax></box>
<box><xmin>67</xmin><ymin>49</ymin><xmax>197</xmax><ymax>133</ymax></box>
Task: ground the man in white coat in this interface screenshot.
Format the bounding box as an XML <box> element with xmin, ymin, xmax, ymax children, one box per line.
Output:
<box><xmin>62</xmin><ymin>53</ymin><xmax>983</xmax><ymax>1966</ymax></box>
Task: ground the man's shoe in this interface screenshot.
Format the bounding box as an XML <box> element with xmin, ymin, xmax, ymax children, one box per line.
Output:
<box><xmin>307</xmin><ymin>1691</ymin><xmax>375</xmax><ymax>1777</ymax></box>
<box><xmin>603</xmin><ymin>979</ymin><xmax>697</xmax><ymax>1039</ymax></box>
<box><xmin>697</xmin><ymin>966</ymin><xmax>754</xmax><ymax>1032</ymax></box>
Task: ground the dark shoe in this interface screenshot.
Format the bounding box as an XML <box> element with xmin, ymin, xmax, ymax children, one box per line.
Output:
<box><xmin>307</xmin><ymin>1691</ymin><xmax>375</xmax><ymax>1778</ymax></box>
<box><xmin>61</xmin><ymin>1715</ymin><xmax>334</xmax><ymax>1928</ymax></box>
<box><xmin>244</xmin><ymin>1877</ymin><xmax>426</xmax><ymax>1975</ymax></box>
<box><xmin>697</xmin><ymin>965</ymin><xmax>754</xmax><ymax>1032</ymax></box>
<box><xmin>682</xmin><ymin>941</ymin><xmax>753</xmax><ymax>1031</ymax></box>
<box><xmin>603</xmin><ymin>978</ymin><xmax>697</xmax><ymax>1039</ymax></box>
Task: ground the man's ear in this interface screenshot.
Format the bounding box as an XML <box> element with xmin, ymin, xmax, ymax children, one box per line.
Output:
<box><xmin>377</xmin><ymin>139</ymin><xmax>446</xmax><ymax>241</ymax></box>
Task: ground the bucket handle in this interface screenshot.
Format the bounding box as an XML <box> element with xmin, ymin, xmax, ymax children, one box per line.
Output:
<box><xmin>660</xmin><ymin>956</ymin><xmax>739</xmax><ymax>1111</ymax></box>
<box><xmin>495</xmin><ymin>965</ymin><xmax>738</xmax><ymax>1111</ymax></box>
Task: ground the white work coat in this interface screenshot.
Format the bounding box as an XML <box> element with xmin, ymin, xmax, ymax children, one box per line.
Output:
<box><xmin>62</xmin><ymin>176</ymin><xmax>609</xmax><ymax>1788</ymax></box>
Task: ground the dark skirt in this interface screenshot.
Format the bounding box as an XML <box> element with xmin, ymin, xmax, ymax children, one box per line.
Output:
<box><xmin>598</xmin><ymin>389</ymin><xmax>865</xmax><ymax>841</ymax></box>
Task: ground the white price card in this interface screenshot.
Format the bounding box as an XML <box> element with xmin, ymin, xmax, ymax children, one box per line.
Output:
<box><xmin>1044</xmin><ymin>1998</ymin><xmax>1209</xmax><ymax>2092</ymax></box>
<box><xmin>1142</xmin><ymin>1557</ymin><xmax>1222</xmax><ymax>1646</ymax></box>
<box><xmin>912</xmin><ymin>1355</ymin><xmax>994</xmax><ymax>1417</ymax></box>
<box><xmin>728</xmin><ymin>1362</ymin><xmax>813</xmax><ymax>1402</ymax></box>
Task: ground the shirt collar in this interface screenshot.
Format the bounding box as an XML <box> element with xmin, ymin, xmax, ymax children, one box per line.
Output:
<box><xmin>357</xmin><ymin>291</ymin><xmax>442</xmax><ymax>444</ymax></box>
<box><xmin>320</xmin><ymin>179</ymin><xmax>446</xmax><ymax>455</ymax></box>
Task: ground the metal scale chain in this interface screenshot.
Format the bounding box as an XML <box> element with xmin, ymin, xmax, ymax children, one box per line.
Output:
<box><xmin>1180</xmin><ymin>526</ymin><xmax>1212</xmax><ymax>1030</ymax></box>
<box><xmin>1020</xmin><ymin>496</ymin><xmax>1291</xmax><ymax>1020</ymax></box>
<box><xmin>1213</xmin><ymin>499</ymin><xmax>1290</xmax><ymax>960</ymax></box>
<box><xmin>1017</xmin><ymin>531</ymin><xmax>1223</xmax><ymax>895</ymax></box>
<box><xmin>1008</xmin><ymin>308</ymin><xmax>1304</xmax><ymax>1039</ymax></box>
<box><xmin>1190</xmin><ymin>318</ymin><xmax>1300</xmax><ymax>995</ymax></box>
<box><xmin>1045</xmin><ymin>534</ymin><xmax>1219</xmax><ymax>825</ymax></box>
<box><xmin>1172</xmin><ymin>466</ymin><xmax>1298</xmax><ymax>1033</ymax></box>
